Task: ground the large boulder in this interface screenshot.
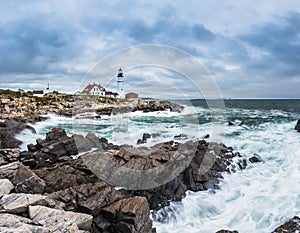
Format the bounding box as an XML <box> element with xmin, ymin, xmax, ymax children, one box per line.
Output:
<box><xmin>295</xmin><ymin>119</ymin><xmax>300</xmax><ymax>132</ymax></box>
<box><xmin>0</xmin><ymin>162</ymin><xmax>45</xmax><ymax>194</ymax></box>
<box><xmin>0</xmin><ymin>193</ymin><xmax>56</xmax><ymax>214</ymax></box>
<box><xmin>101</xmin><ymin>196</ymin><xmax>153</xmax><ymax>233</ymax></box>
<box><xmin>32</xmin><ymin>159</ymin><xmax>99</xmax><ymax>193</ymax></box>
<box><xmin>48</xmin><ymin>181</ymin><xmax>123</xmax><ymax>213</ymax></box>
<box><xmin>109</xmin><ymin>140</ymin><xmax>247</xmax><ymax>210</ymax></box>
<box><xmin>29</xmin><ymin>205</ymin><xmax>93</xmax><ymax>231</ymax></box>
<box><xmin>0</xmin><ymin>213</ymin><xmax>50</xmax><ymax>232</ymax></box>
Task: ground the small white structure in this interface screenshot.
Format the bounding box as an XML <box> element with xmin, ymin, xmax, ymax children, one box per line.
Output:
<box><xmin>117</xmin><ymin>68</ymin><xmax>124</xmax><ymax>98</ymax></box>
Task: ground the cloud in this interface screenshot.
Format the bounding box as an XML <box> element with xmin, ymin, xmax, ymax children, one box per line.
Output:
<box><xmin>0</xmin><ymin>1</ymin><xmax>299</xmax><ymax>98</ymax></box>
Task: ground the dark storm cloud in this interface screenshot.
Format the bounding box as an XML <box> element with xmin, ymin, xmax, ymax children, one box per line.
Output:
<box><xmin>239</xmin><ymin>12</ymin><xmax>300</xmax><ymax>76</ymax></box>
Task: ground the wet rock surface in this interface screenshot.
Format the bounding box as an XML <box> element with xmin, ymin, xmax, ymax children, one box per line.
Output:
<box><xmin>0</xmin><ymin>119</ymin><xmax>35</xmax><ymax>149</ymax></box>
<box><xmin>272</xmin><ymin>216</ymin><xmax>300</xmax><ymax>233</ymax></box>
<box><xmin>295</xmin><ymin>119</ymin><xmax>300</xmax><ymax>132</ymax></box>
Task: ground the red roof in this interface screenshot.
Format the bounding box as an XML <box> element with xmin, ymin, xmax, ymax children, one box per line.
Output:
<box><xmin>105</xmin><ymin>91</ymin><xmax>118</xmax><ymax>96</ymax></box>
<box><xmin>33</xmin><ymin>90</ymin><xmax>44</xmax><ymax>94</ymax></box>
<box><xmin>82</xmin><ymin>83</ymin><xmax>105</xmax><ymax>94</ymax></box>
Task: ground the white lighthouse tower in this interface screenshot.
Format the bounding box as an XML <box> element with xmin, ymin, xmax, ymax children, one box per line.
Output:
<box><xmin>117</xmin><ymin>68</ymin><xmax>124</xmax><ymax>98</ymax></box>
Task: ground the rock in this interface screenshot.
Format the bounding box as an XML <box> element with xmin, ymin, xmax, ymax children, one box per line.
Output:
<box><xmin>0</xmin><ymin>119</ymin><xmax>24</xmax><ymax>149</ymax></box>
<box><xmin>0</xmin><ymin>193</ymin><xmax>56</xmax><ymax>214</ymax></box>
<box><xmin>29</xmin><ymin>205</ymin><xmax>93</xmax><ymax>231</ymax></box>
<box><xmin>272</xmin><ymin>216</ymin><xmax>300</xmax><ymax>233</ymax></box>
<box><xmin>203</xmin><ymin>134</ymin><xmax>210</xmax><ymax>139</ymax></box>
<box><xmin>137</xmin><ymin>133</ymin><xmax>152</xmax><ymax>144</ymax></box>
<box><xmin>216</xmin><ymin>230</ymin><xmax>239</xmax><ymax>233</ymax></box>
<box><xmin>20</xmin><ymin>128</ymin><xmax>81</xmax><ymax>168</ymax></box>
<box><xmin>33</xmin><ymin>159</ymin><xmax>99</xmax><ymax>193</ymax></box>
<box><xmin>0</xmin><ymin>162</ymin><xmax>46</xmax><ymax>194</ymax></box>
<box><xmin>101</xmin><ymin>196</ymin><xmax>152</xmax><ymax>233</ymax></box>
<box><xmin>0</xmin><ymin>179</ymin><xmax>14</xmax><ymax>197</ymax></box>
<box><xmin>134</xmin><ymin>100</ymin><xmax>184</xmax><ymax>113</ymax></box>
<box><xmin>0</xmin><ymin>148</ymin><xmax>20</xmax><ymax>166</ymax></box>
<box><xmin>115</xmin><ymin>140</ymin><xmax>246</xmax><ymax>210</ymax></box>
<box><xmin>295</xmin><ymin>119</ymin><xmax>300</xmax><ymax>132</ymax></box>
<box><xmin>174</xmin><ymin>133</ymin><xmax>188</xmax><ymax>140</ymax></box>
<box><xmin>249</xmin><ymin>155</ymin><xmax>263</xmax><ymax>163</ymax></box>
<box><xmin>0</xmin><ymin>213</ymin><xmax>51</xmax><ymax>232</ymax></box>
<box><xmin>47</xmin><ymin>181</ymin><xmax>122</xmax><ymax>214</ymax></box>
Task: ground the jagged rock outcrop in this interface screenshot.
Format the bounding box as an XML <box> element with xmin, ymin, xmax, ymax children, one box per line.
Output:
<box><xmin>0</xmin><ymin>127</ymin><xmax>246</xmax><ymax>232</ymax></box>
<box><xmin>134</xmin><ymin>100</ymin><xmax>184</xmax><ymax>113</ymax></box>
<box><xmin>103</xmin><ymin>140</ymin><xmax>246</xmax><ymax>210</ymax></box>
<box><xmin>272</xmin><ymin>216</ymin><xmax>300</xmax><ymax>233</ymax></box>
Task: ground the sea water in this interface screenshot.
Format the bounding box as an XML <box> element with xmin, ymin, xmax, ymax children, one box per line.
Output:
<box><xmin>16</xmin><ymin>99</ymin><xmax>300</xmax><ymax>233</ymax></box>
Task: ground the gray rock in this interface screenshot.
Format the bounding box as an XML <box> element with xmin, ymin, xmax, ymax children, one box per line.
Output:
<box><xmin>0</xmin><ymin>162</ymin><xmax>45</xmax><ymax>194</ymax></box>
<box><xmin>29</xmin><ymin>205</ymin><xmax>93</xmax><ymax>231</ymax></box>
<box><xmin>0</xmin><ymin>179</ymin><xmax>14</xmax><ymax>197</ymax></box>
<box><xmin>0</xmin><ymin>193</ymin><xmax>56</xmax><ymax>214</ymax></box>
<box><xmin>0</xmin><ymin>213</ymin><xmax>50</xmax><ymax>232</ymax></box>
<box><xmin>0</xmin><ymin>148</ymin><xmax>20</xmax><ymax>166</ymax></box>
<box><xmin>101</xmin><ymin>196</ymin><xmax>152</xmax><ymax>233</ymax></box>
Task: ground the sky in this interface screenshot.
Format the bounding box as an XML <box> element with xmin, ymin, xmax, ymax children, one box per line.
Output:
<box><xmin>0</xmin><ymin>0</ymin><xmax>300</xmax><ymax>98</ymax></box>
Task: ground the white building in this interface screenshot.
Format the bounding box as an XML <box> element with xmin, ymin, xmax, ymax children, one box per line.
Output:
<box><xmin>81</xmin><ymin>82</ymin><xmax>118</xmax><ymax>98</ymax></box>
<box><xmin>117</xmin><ymin>68</ymin><xmax>124</xmax><ymax>98</ymax></box>
<box><xmin>81</xmin><ymin>83</ymin><xmax>106</xmax><ymax>96</ymax></box>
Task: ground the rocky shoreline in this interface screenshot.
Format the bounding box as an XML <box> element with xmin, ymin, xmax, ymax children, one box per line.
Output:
<box><xmin>0</xmin><ymin>127</ymin><xmax>246</xmax><ymax>232</ymax></box>
<box><xmin>1</xmin><ymin>89</ymin><xmax>300</xmax><ymax>232</ymax></box>
<box><xmin>0</xmin><ymin>90</ymin><xmax>184</xmax><ymax>122</ymax></box>
<box><xmin>1</xmin><ymin>124</ymin><xmax>299</xmax><ymax>232</ymax></box>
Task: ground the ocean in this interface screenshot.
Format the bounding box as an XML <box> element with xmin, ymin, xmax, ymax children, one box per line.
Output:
<box><xmin>16</xmin><ymin>99</ymin><xmax>300</xmax><ymax>233</ymax></box>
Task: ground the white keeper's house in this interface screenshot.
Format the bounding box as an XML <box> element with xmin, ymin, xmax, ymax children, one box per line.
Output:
<box><xmin>81</xmin><ymin>82</ymin><xmax>118</xmax><ymax>98</ymax></box>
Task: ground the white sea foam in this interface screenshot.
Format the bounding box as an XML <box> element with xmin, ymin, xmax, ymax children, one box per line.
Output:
<box><xmin>153</xmin><ymin>120</ymin><xmax>300</xmax><ymax>233</ymax></box>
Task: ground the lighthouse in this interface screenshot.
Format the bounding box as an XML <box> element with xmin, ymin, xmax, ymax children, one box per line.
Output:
<box><xmin>117</xmin><ymin>68</ymin><xmax>124</xmax><ymax>98</ymax></box>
